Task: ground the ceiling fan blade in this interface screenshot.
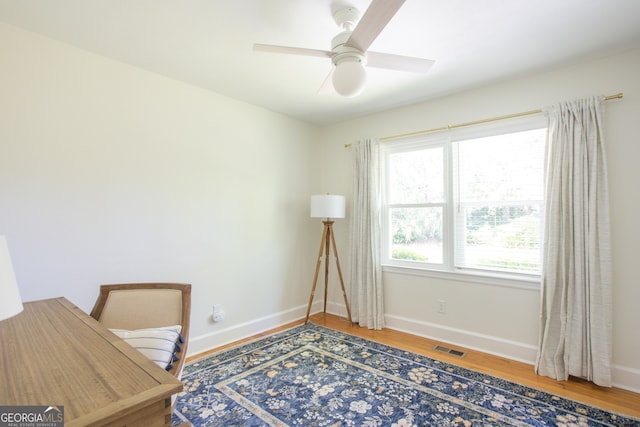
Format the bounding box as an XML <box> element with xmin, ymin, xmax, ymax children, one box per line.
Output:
<box><xmin>366</xmin><ymin>51</ymin><xmax>435</xmax><ymax>73</ymax></box>
<box><xmin>345</xmin><ymin>0</ymin><xmax>405</xmax><ymax>52</ymax></box>
<box><xmin>253</xmin><ymin>43</ymin><xmax>332</xmax><ymax>59</ymax></box>
<box><xmin>317</xmin><ymin>68</ymin><xmax>335</xmax><ymax>94</ymax></box>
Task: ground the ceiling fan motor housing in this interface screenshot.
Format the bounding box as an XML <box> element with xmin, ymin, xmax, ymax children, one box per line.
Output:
<box><xmin>331</xmin><ymin>32</ymin><xmax>366</xmax><ymax>63</ymax></box>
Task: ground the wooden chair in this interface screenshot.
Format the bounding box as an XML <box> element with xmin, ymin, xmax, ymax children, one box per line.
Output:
<box><xmin>90</xmin><ymin>283</ymin><xmax>191</xmax><ymax>380</ymax></box>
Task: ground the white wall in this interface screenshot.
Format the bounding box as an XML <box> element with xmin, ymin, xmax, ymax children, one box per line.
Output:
<box><xmin>318</xmin><ymin>48</ymin><xmax>640</xmax><ymax>392</ymax></box>
<box><xmin>0</xmin><ymin>23</ymin><xmax>318</xmax><ymax>352</ymax></box>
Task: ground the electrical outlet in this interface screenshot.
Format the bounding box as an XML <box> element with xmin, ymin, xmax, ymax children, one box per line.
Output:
<box><xmin>212</xmin><ymin>304</ymin><xmax>225</xmax><ymax>322</ymax></box>
<box><xmin>437</xmin><ymin>299</ymin><xmax>446</xmax><ymax>314</ymax></box>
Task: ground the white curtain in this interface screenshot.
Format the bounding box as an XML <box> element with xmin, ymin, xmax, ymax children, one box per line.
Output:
<box><xmin>535</xmin><ymin>96</ymin><xmax>613</xmax><ymax>386</ymax></box>
<box><xmin>348</xmin><ymin>138</ymin><xmax>384</xmax><ymax>329</ymax></box>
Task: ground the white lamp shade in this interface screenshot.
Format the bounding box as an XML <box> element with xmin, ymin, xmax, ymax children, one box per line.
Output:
<box><xmin>310</xmin><ymin>195</ymin><xmax>346</xmax><ymax>219</ymax></box>
<box><xmin>0</xmin><ymin>236</ymin><xmax>23</xmax><ymax>321</ymax></box>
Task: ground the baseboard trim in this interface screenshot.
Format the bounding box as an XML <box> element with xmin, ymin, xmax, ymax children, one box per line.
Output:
<box><xmin>325</xmin><ymin>301</ymin><xmax>536</xmax><ymax>364</ymax></box>
<box><xmin>382</xmin><ymin>313</ymin><xmax>538</xmax><ymax>365</ymax></box>
<box><xmin>187</xmin><ymin>301</ymin><xmax>323</xmax><ymax>357</ymax></box>
<box><xmin>612</xmin><ymin>364</ymin><xmax>640</xmax><ymax>394</ymax></box>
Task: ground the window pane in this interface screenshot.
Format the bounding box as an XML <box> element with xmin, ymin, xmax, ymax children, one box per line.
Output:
<box><xmin>457</xmin><ymin>129</ymin><xmax>545</xmax><ymax>203</ymax></box>
<box><xmin>390</xmin><ymin>207</ymin><xmax>443</xmax><ymax>264</ymax></box>
<box><xmin>456</xmin><ymin>204</ymin><xmax>541</xmax><ymax>273</ymax></box>
<box><xmin>454</xmin><ymin>127</ymin><xmax>544</xmax><ymax>274</ymax></box>
<box><xmin>389</xmin><ymin>147</ymin><xmax>444</xmax><ymax>204</ymax></box>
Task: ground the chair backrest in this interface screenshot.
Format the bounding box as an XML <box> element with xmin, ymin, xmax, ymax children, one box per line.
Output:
<box><xmin>90</xmin><ymin>283</ymin><xmax>191</xmax><ymax>378</ymax></box>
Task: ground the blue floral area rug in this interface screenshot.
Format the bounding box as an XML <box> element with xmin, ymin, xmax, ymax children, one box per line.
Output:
<box><xmin>173</xmin><ymin>323</ymin><xmax>638</xmax><ymax>426</ymax></box>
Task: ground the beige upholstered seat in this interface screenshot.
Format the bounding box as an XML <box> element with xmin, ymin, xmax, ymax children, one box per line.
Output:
<box><xmin>90</xmin><ymin>283</ymin><xmax>191</xmax><ymax>380</ymax></box>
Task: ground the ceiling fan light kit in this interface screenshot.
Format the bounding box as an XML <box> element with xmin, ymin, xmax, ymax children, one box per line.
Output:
<box><xmin>254</xmin><ymin>0</ymin><xmax>434</xmax><ymax>98</ymax></box>
<box><xmin>332</xmin><ymin>56</ymin><xmax>367</xmax><ymax>97</ymax></box>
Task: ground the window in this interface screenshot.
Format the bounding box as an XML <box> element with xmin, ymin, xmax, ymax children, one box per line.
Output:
<box><xmin>382</xmin><ymin>116</ymin><xmax>547</xmax><ymax>280</ymax></box>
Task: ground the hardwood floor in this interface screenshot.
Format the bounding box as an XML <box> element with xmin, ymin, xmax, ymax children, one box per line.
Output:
<box><xmin>187</xmin><ymin>313</ymin><xmax>640</xmax><ymax>419</ymax></box>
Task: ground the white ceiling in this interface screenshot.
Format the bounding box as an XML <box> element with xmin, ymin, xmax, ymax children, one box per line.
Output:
<box><xmin>1</xmin><ymin>0</ymin><xmax>640</xmax><ymax>125</ymax></box>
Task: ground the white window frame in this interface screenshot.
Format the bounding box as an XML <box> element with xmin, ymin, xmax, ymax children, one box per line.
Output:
<box><xmin>381</xmin><ymin>115</ymin><xmax>547</xmax><ymax>289</ymax></box>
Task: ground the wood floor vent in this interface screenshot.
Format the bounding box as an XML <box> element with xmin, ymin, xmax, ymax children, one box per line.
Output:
<box><xmin>434</xmin><ymin>345</ymin><xmax>466</xmax><ymax>358</ymax></box>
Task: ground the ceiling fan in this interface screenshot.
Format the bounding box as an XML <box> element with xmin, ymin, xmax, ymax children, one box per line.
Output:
<box><xmin>254</xmin><ymin>0</ymin><xmax>435</xmax><ymax>97</ymax></box>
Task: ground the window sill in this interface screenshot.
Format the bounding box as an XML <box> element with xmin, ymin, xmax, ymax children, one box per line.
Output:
<box><xmin>382</xmin><ymin>265</ymin><xmax>541</xmax><ymax>291</ymax></box>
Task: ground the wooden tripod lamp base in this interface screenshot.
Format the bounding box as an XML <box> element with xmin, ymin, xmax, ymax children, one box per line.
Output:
<box><xmin>304</xmin><ymin>194</ymin><xmax>353</xmax><ymax>325</ymax></box>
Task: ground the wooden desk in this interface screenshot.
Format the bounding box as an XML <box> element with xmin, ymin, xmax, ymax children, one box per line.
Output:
<box><xmin>0</xmin><ymin>297</ymin><xmax>183</xmax><ymax>426</ymax></box>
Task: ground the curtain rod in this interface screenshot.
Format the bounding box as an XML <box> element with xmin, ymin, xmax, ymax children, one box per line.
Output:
<box><xmin>345</xmin><ymin>92</ymin><xmax>623</xmax><ymax>147</ymax></box>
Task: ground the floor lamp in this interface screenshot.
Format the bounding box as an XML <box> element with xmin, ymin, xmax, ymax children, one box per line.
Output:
<box><xmin>304</xmin><ymin>195</ymin><xmax>353</xmax><ymax>324</ymax></box>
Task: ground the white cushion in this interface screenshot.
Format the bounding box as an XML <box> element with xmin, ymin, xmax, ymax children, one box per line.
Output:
<box><xmin>109</xmin><ymin>325</ymin><xmax>182</xmax><ymax>369</ymax></box>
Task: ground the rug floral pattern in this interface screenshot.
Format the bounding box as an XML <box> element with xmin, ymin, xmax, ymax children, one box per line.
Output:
<box><xmin>173</xmin><ymin>324</ymin><xmax>638</xmax><ymax>426</ymax></box>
